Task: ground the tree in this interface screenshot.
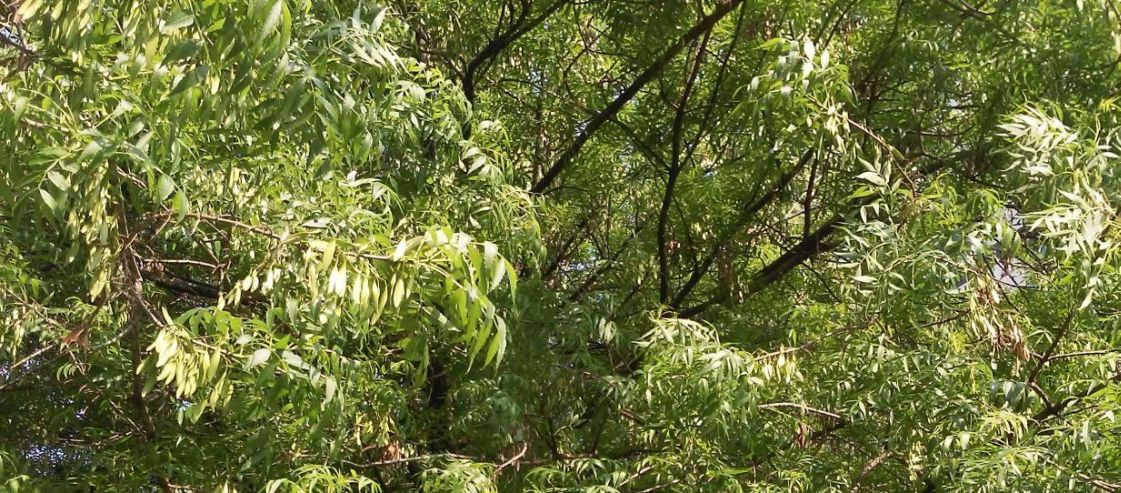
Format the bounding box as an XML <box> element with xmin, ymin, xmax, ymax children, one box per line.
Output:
<box><xmin>1</xmin><ymin>0</ymin><xmax>1120</xmax><ymax>492</ymax></box>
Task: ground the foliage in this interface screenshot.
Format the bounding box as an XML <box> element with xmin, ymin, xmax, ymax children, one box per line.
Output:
<box><xmin>1</xmin><ymin>0</ymin><xmax>1120</xmax><ymax>491</ymax></box>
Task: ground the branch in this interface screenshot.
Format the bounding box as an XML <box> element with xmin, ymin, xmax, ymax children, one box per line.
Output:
<box><xmin>657</xmin><ymin>162</ymin><xmax>683</xmax><ymax>305</ymax></box>
<box><xmin>759</xmin><ymin>402</ymin><xmax>846</xmax><ymax>421</ymax></box>
<box><xmin>678</xmin><ymin>201</ymin><xmax>848</xmax><ymax>318</ymax></box>
<box><xmin>739</xmin><ymin>417</ymin><xmax>849</xmax><ymax>470</ymax></box>
<box><xmin>681</xmin><ymin>5</ymin><xmax>749</xmax><ymax>167</ymax></box>
<box><xmin>141</xmin><ymin>269</ymin><xmax>229</xmax><ymax>302</ymax></box>
<box><xmin>118</xmin><ymin>239</ymin><xmax>174</xmax><ymax>493</ymax></box>
<box><xmin>1033</xmin><ymin>370</ymin><xmax>1121</xmax><ymax>422</ymax></box>
<box><xmin>677</xmin><ymin>154</ymin><xmax>951</xmax><ymax>318</ymax></box>
<box><xmin>462</xmin><ymin>0</ymin><xmax>567</xmax><ymax>103</ymax></box>
<box><xmin>850</xmin><ymin>450</ymin><xmax>891</xmax><ymax>493</ymax></box>
<box><xmin>542</xmin><ymin>215</ymin><xmax>594</xmax><ymax>280</ymax></box>
<box><xmin>669</xmin><ymin>150</ymin><xmax>814</xmax><ymax>310</ymax></box>
<box><xmin>141</xmin><ymin>257</ymin><xmax>221</xmax><ymax>271</ymax></box>
<box><xmin>802</xmin><ymin>152</ymin><xmax>820</xmax><ymax>239</ymax></box>
<box><xmin>657</xmin><ymin>29</ymin><xmax>710</xmax><ymax>305</ymax></box>
<box><xmin>529</xmin><ymin>0</ymin><xmax>746</xmax><ymax>194</ymax></box>
<box><xmin>1048</xmin><ymin>349</ymin><xmax>1119</xmax><ymax>362</ymax></box>
<box><xmin>360</xmin><ymin>453</ymin><xmax>476</xmax><ymax>467</ymax></box>
<box><xmin>494</xmin><ymin>442</ymin><xmax>529</xmax><ymax>473</ymax></box>
<box><xmin>1026</xmin><ymin>307</ymin><xmax>1076</xmax><ymax>385</ymax></box>
<box><xmin>568</xmin><ymin>221</ymin><xmax>647</xmax><ymax>302</ymax></box>
<box><xmin>185</xmin><ymin>212</ymin><xmax>282</xmax><ymax>240</ymax></box>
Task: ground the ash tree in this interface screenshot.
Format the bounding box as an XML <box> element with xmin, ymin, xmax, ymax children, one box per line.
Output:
<box><xmin>1</xmin><ymin>0</ymin><xmax>1120</xmax><ymax>492</ymax></box>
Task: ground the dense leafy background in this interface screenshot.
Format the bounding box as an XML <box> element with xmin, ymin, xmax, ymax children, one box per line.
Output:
<box><xmin>1</xmin><ymin>0</ymin><xmax>1120</xmax><ymax>491</ymax></box>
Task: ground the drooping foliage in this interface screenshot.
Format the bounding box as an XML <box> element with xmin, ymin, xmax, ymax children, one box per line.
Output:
<box><xmin>1</xmin><ymin>0</ymin><xmax>1120</xmax><ymax>491</ymax></box>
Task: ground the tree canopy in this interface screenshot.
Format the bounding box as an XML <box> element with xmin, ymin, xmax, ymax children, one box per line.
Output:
<box><xmin>1</xmin><ymin>0</ymin><xmax>1120</xmax><ymax>491</ymax></box>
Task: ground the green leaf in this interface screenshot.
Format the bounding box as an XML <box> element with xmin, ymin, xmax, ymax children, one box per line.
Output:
<box><xmin>247</xmin><ymin>348</ymin><xmax>271</xmax><ymax>369</ymax></box>
<box><xmin>165</xmin><ymin>40</ymin><xmax>202</xmax><ymax>63</ymax></box>
<box><xmin>172</xmin><ymin>190</ymin><xmax>189</xmax><ymax>221</ymax></box>
<box><xmin>39</xmin><ymin>189</ymin><xmax>60</xmax><ymax>214</ymax></box>
<box><xmin>393</xmin><ymin>240</ymin><xmax>408</xmax><ymax>261</ymax></box>
<box><xmin>323</xmin><ymin>376</ymin><xmax>337</xmax><ymax>404</ymax></box>
<box><xmin>16</xmin><ymin>0</ymin><xmax>42</xmax><ymax>19</ymax></box>
<box><xmin>490</xmin><ymin>256</ymin><xmax>507</xmax><ymax>292</ymax></box>
<box><xmin>259</xmin><ymin>0</ymin><xmax>285</xmax><ymax>41</ymax></box>
<box><xmin>46</xmin><ymin>171</ymin><xmax>69</xmax><ymax>191</ymax></box>
<box><xmin>505</xmin><ymin>259</ymin><xmax>517</xmax><ymax>295</ymax></box>
<box><xmin>484</xmin><ymin>317</ymin><xmax>507</xmax><ymax>365</ymax></box>
<box><xmin>469</xmin><ymin>315</ymin><xmax>492</xmax><ymax>363</ymax></box>
<box><xmin>391</xmin><ymin>276</ymin><xmax>405</xmax><ymax>307</ymax></box>
<box><xmin>169</xmin><ymin>69</ymin><xmax>199</xmax><ymax>96</ymax></box>
<box><xmin>156</xmin><ymin>175</ymin><xmax>175</xmax><ymax>202</ymax></box>
<box><xmin>161</xmin><ymin>10</ymin><xmax>195</xmax><ymax>33</ymax></box>
<box><xmin>318</xmin><ymin>240</ymin><xmax>336</xmax><ymax>271</ymax></box>
<box><xmin>79</xmin><ymin>140</ymin><xmax>103</xmax><ymax>160</ymax></box>
<box><xmin>856</xmin><ymin>171</ymin><xmax>886</xmax><ymax>186</ymax></box>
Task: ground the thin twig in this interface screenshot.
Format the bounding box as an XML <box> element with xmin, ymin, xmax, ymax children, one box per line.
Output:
<box><xmin>1027</xmin><ymin>307</ymin><xmax>1076</xmax><ymax>385</ymax></box>
<box><xmin>1047</xmin><ymin>349</ymin><xmax>1118</xmax><ymax>362</ymax></box>
<box><xmin>141</xmin><ymin>257</ymin><xmax>222</xmax><ymax>271</ymax></box>
<box><xmin>759</xmin><ymin>402</ymin><xmax>845</xmax><ymax>421</ymax></box>
<box><xmin>495</xmin><ymin>442</ymin><xmax>529</xmax><ymax>473</ymax></box>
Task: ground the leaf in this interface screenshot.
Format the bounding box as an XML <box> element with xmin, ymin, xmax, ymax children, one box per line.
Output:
<box><xmin>483</xmin><ymin>241</ymin><xmax>498</xmax><ymax>268</ymax></box>
<box><xmin>172</xmin><ymin>190</ymin><xmax>189</xmax><ymax>221</ymax></box>
<box><xmin>79</xmin><ymin>140</ymin><xmax>104</xmax><ymax>160</ymax></box>
<box><xmin>323</xmin><ymin>376</ymin><xmax>337</xmax><ymax>404</ymax></box>
<box><xmin>169</xmin><ymin>67</ymin><xmax>201</xmax><ymax>96</ymax></box>
<box><xmin>393</xmin><ymin>239</ymin><xmax>408</xmax><ymax>261</ymax></box>
<box><xmin>856</xmin><ymin>171</ymin><xmax>886</xmax><ymax>186</ymax></box>
<box><xmin>16</xmin><ymin>0</ymin><xmax>42</xmax><ymax>19</ymax></box>
<box><xmin>46</xmin><ymin>171</ymin><xmax>69</xmax><ymax>191</ymax></box>
<box><xmin>371</xmin><ymin>7</ymin><xmax>387</xmax><ymax>32</ymax></box>
<box><xmin>161</xmin><ymin>10</ymin><xmax>195</xmax><ymax>33</ymax></box>
<box><xmin>318</xmin><ymin>240</ymin><xmax>336</xmax><ymax>271</ymax></box>
<box><xmin>165</xmin><ymin>40</ymin><xmax>202</xmax><ymax>63</ymax></box>
<box><xmin>206</xmin><ymin>350</ymin><xmax>221</xmax><ymax>381</ymax></box>
<box><xmin>39</xmin><ymin>189</ymin><xmax>60</xmax><ymax>214</ymax></box>
<box><xmin>142</xmin><ymin>365</ymin><xmax>159</xmax><ymax>396</ymax></box>
<box><xmin>391</xmin><ymin>276</ymin><xmax>405</xmax><ymax>307</ymax></box>
<box><xmin>328</xmin><ymin>267</ymin><xmax>348</xmax><ymax>296</ymax></box>
<box><xmin>470</xmin><ymin>315</ymin><xmax>492</xmax><ymax>363</ymax></box>
<box><xmin>484</xmin><ymin>317</ymin><xmax>507</xmax><ymax>365</ymax></box>
<box><xmin>259</xmin><ymin>0</ymin><xmax>285</xmax><ymax>41</ymax></box>
<box><xmin>490</xmin><ymin>257</ymin><xmax>507</xmax><ymax>292</ymax></box>
<box><xmin>247</xmin><ymin>348</ymin><xmax>271</xmax><ymax>369</ymax></box>
<box><xmin>156</xmin><ymin>175</ymin><xmax>175</xmax><ymax>201</ymax></box>
<box><xmin>505</xmin><ymin>259</ymin><xmax>518</xmax><ymax>295</ymax></box>
<box><xmin>1079</xmin><ymin>289</ymin><xmax>1094</xmax><ymax>309</ymax></box>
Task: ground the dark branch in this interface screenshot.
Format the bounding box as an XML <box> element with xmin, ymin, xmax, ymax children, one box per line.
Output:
<box><xmin>529</xmin><ymin>0</ymin><xmax>746</xmax><ymax>194</ymax></box>
<box><xmin>670</xmin><ymin>150</ymin><xmax>814</xmax><ymax>310</ymax></box>
<box><xmin>462</xmin><ymin>0</ymin><xmax>567</xmax><ymax>104</ymax></box>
